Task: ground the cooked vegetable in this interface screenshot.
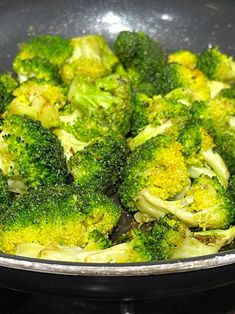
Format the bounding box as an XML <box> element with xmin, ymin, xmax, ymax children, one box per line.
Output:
<box><xmin>0</xmin><ymin>185</ymin><xmax>121</xmax><ymax>254</ymax></box>
<box><xmin>0</xmin><ymin>32</ymin><xmax>234</xmax><ymax>263</ymax></box>
<box><xmin>0</xmin><ymin>114</ymin><xmax>68</xmax><ymax>191</ymax></box>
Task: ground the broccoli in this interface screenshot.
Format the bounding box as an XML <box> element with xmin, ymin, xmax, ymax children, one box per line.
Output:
<box><xmin>0</xmin><ymin>185</ymin><xmax>121</xmax><ymax>254</ymax></box>
<box><xmin>0</xmin><ymin>73</ymin><xmax>18</xmax><ymax>114</ymax></box>
<box><xmin>61</xmin><ymin>74</ymin><xmax>132</xmax><ymax>140</ymax></box>
<box><xmin>16</xmin><ymin>215</ymin><xmax>224</xmax><ymax>262</ymax></box>
<box><xmin>160</xmin><ymin>63</ymin><xmax>210</xmax><ymax>100</ymax></box>
<box><xmin>114</xmin><ymin>31</ymin><xmax>166</xmax><ymax>96</ymax></box>
<box><xmin>137</xmin><ymin>175</ymin><xmax>234</xmax><ymax>230</ymax></box>
<box><xmin>14</xmin><ymin>34</ymin><xmax>72</xmax><ymax>67</ymax></box>
<box><xmin>0</xmin><ymin>169</ymin><xmax>11</xmax><ymax>210</ymax></box>
<box><xmin>168</xmin><ymin>50</ymin><xmax>198</xmax><ymax>69</ymax></box>
<box><xmin>197</xmin><ymin>47</ymin><xmax>235</xmax><ymax>82</ymax></box>
<box><xmin>190</xmin><ymin>94</ymin><xmax>235</xmax><ymax>174</ymax></box>
<box><xmin>53</xmin><ymin>128</ymin><xmax>88</xmax><ymax>160</ymax></box>
<box><xmin>178</xmin><ymin>124</ymin><xmax>229</xmax><ymax>188</ymax></box>
<box><xmin>13</xmin><ymin>57</ymin><xmax>61</xmax><ymax>84</ymax></box>
<box><xmin>61</xmin><ymin>34</ymin><xmax>120</xmax><ymax>83</ymax></box>
<box><xmin>0</xmin><ymin>114</ymin><xmax>68</xmax><ymax>190</ymax></box>
<box><xmin>119</xmin><ymin>134</ymin><xmax>191</xmax><ymax>210</ymax></box>
<box><xmin>129</xmin><ymin>94</ymin><xmax>190</xmax><ymax>150</ymax></box>
<box><xmin>68</xmin><ymin>135</ymin><xmax>129</xmax><ymax>194</ymax></box>
<box><xmin>6</xmin><ymin>79</ymin><xmax>66</xmax><ymax>128</ymax></box>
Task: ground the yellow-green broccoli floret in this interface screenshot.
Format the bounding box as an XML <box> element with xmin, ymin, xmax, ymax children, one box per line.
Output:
<box><xmin>0</xmin><ymin>185</ymin><xmax>121</xmax><ymax>254</ymax></box>
<box><xmin>168</xmin><ymin>50</ymin><xmax>198</xmax><ymax>69</ymax></box>
<box><xmin>197</xmin><ymin>47</ymin><xmax>235</xmax><ymax>82</ymax></box>
<box><xmin>6</xmin><ymin>79</ymin><xmax>66</xmax><ymax>128</ymax></box>
<box><xmin>61</xmin><ymin>34</ymin><xmax>119</xmax><ymax>83</ymax></box>
<box><xmin>119</xmin><ymin>134</ymin><xmax>190</xmax><ymax>210</ymax></box>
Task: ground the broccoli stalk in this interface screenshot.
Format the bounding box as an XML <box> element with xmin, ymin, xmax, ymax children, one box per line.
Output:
<box><xmin>15</xmin><ymin>215</ymin><xmax>227</xmax><ymax>262</ymax></box>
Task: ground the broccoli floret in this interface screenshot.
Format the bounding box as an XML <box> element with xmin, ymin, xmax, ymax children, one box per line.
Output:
<box><xmin>198</xmin><ymin>47</ymin><xmax>235</xmax><ymax>82</ymax></box>
<box><xmin>137</xmin><ymin>175</ymin><xmax>234</xmax><ymax>230</ymax></box>
<box><xmin>114</xmin><ymin>31</ymin><xmax>166</xmax><ymax>96</ymax></box>
<box><xmin>191</xmin><ymin>95</ymin><xmax>235</xmax><ymax>174</ymax></box>
<box><xmin>68</xmin><ymin>135</ymin><xmax>129</xmax><ymax>194</ymax></box>
<box><xmin>14</xmin><ymin>34</ymin><xmax>72</xmax><ymax>67</ymax></box>
<box><xmin>13</xmin><ymin>57</ymin><xmax>61</xmax><ymax>84</ymax></box>
<box><xmin>0</xmin><ymin>169</ymin><xmax>11</xmax><ymax>210</ymax></box>
<box><xmin>129</xmin><ymin>95</ymin><xmax>190</xmax><ymax>150</ymax></box>
<box><xmin>0</xmin><ymin>114</ymin><xmax>68</xmax><ymax>190</ymax></box>
<box><xmin>160</xmin><ymin>63</ymin><xmax>210</xmax><ymax>100</ymax></box>
<box><xmin>194</xmin><ymin>226</ymin><xmax>235</xmax><ymax>251</ymax></box>
<box><xmin>61</xmin><ymin>34</ymin><xmax>119</xmax><ymax>83</ymax></box>
<box><xmin>0</xmin><ymin>73</ymin><xmax>18</xmax><ymax>114</ymax></box>
<box><xmin>119</xmin><ymin>134</ymin><xmax>190</xmax><ymax>210</ymax></box>
<box><xmin>168</xmin><ymin>50</ymin><xmax>198</xmax><ymax>69</ymax></box>
<box><xmin>0</xmin><ymin>185</ymin><xmax>121</xmax><ymax>254</ymax></box>
<box><xmin>6</xmin><ymin>79</ymin><xmax>66</xmax><ymax>128</ymax></box>
<box><xmin>178</xmin><ymin>124</ymin><xmax>229</xmax><ymax>188</ymax></box>
<box><xmin>63</xmin><ymin>74</ymin><xmax>132</xmax><ymax>140</ymax></box>
<box><xmin>17</xmin><ymin>214</ymin><xmax>221</xmax><ymax>262</ymax></box>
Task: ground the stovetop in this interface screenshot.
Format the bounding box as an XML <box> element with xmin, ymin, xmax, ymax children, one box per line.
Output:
<box><xmin>1</xmin><ymin>283</ymin><xmax>235</xmax><ymax>314</ymax></box>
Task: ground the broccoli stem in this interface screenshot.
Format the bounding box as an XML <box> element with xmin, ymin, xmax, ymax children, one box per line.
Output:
<box><xmin>137</xmin><ymin>189</ymin><xmax>194</xmax><ymax>225</ymax></box>
<box><xmin>128</xmin><ymin>120</ymin><xmax>172</xmax><ymax>151</ymax></box>
<box><xmin>201</xmin><ymin>148</ymin><xmax>229</xmax><ymax>188</ymax></box>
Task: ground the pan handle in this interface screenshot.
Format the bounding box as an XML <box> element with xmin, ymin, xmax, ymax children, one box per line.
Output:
<box><xmin>120</xmin><ymin>300</ymin><xmax>135</xmax><ymax>314</ymax></box>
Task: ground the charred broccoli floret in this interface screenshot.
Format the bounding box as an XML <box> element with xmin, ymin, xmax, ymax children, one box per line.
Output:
<box><xmin>0</xmin><ymin>185</ymin><xmax>121</xmax><ymax>254</ymax></box>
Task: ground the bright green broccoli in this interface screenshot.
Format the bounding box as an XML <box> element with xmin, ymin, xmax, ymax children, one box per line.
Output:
<box><xmin>5</xmin><ymin>79</ymin><xmax>66</xmax><ymax>128</ymax></box>
<box><xmin>0</xmin><ymin>185</ymin><xmax>121</xmax><ymax>254</ymax></box>
<box><xmin>129</xmin><ymin>94</ymin><xmax>190</xmax><ymax>150</ymax></box>
<box><xmin>0</xmin><ymin>73</ymin><xmax>18</xmax><ymax>114</ymax></box>
<box><xmin>61</xmin><ymin>34</ymin><xmax>120</xmax><ymax>83</ymax></box>
<box><xmin>0</xmin><ymin>114</ymin><xmax>68</xmax><ymax>191</ymax></box>
<box><xmin>13</xmin><ymin>57</ymin><xmax>61</xmax><ymax>84</ymax></box>
<box><xmin>190</xmin><ymin>94</ymin><xmax>235</xmax><ymax>174</ymax></box>
<box><xmin>197</xmin><ymin>47</ymin><xmax>235</xmax><ymax>82</ymax></box>
<box><xmin>14</xmin><ymin>34</ymin><xmax>72</xmax><ymax>67</ymax></box>
<box><xmin>60</xmin><ymin>74</ymin><xmax>132</xmax><ymax>141</ymax></box>
<box><xmin>0</xmin><ymin>169</ymin><xmax>11</xmax><ymax>210</ymax></box>
<box><xmin>16</xmin><ymin>214</ymin><xmax>224</xmax><ymax>262</ymax></box>
<box><xmin>68</xmin><ymin>135</ymin><xmax>129</xmax><ymax>194</ymax></box>
<box><xmin>160</xmin><ymin>63</ymin><xmax>210</xmax><ymax>100</ymax></box>
<box><xmin>113</xmin><ymin>31</ymin><xmax>166</xmax><ymax>96</ymax></box>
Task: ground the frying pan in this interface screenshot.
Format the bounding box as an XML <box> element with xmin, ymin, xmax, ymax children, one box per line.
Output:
<box><xmin>0</xmin><ymin>0</ymin><xmax>235</xmax><ymax>302</ymax></box>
